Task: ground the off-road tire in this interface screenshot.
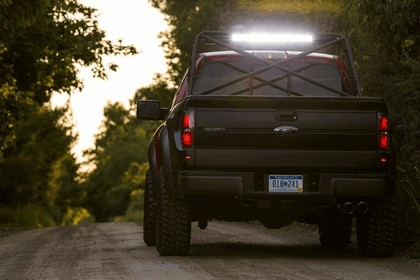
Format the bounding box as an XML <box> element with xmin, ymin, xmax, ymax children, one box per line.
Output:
<box><xmin>356</xmin><ymin>192</ymin><xmax>396</xmax><ymax>257</ymax></box>
<box><xmin>156</xmin><ymin>168</ymin><xmax>191</xmax><ymax>256</ymax></box>
<box><xmin>143</xmin><ymin>169</ymin><xmax>156</xmax><ymax>246</ymax></box>
<box><xmin>318</xmin><ymin>209</ymin><xmax>352</xmax><ymax>251</ymax></box>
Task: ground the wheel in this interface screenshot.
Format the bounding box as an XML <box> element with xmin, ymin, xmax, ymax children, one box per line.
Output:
<box><xmin>318</xmin><ymin>209</ymin><xmax>352</xmax><ymax>251</ymax></box>
<box><xmin>356</xmin><ymin>192</ymin><xmax>396</xmax><ymax>257</ymax></box>
<box><xmin>143</xmin><ymin>169</ymin><xmax>156</xmax><ymax>246</ymax></box>
<box><xmin>156</xmin><ymin>168</ymin><xmax>191</xmax><ymax>256</ymax></box>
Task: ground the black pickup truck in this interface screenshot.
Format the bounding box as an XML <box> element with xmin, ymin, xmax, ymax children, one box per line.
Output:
<box><xmin>137</xmin><ymin>32</ymin><xmax>396</xmax><ymax>257</ymax></box>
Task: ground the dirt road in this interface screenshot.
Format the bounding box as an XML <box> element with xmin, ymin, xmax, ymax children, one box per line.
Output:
<box><xmin>0</xmin><ymin>221</ymin><xmax>419</xmax><ymax>280</ymax></box>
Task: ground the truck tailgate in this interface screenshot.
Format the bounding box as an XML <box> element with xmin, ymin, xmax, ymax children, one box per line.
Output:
<box><xmin>187</xmin><ymin>96</ymin><xmax>387</xmax><ymax>171</ymax></box>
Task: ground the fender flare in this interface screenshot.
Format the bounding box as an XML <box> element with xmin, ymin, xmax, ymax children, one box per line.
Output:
<box><xmin>159</xmin><ymin>126</ymin><xmax>175</xmax><ymax>192</ymax></box>
<box><xmin>147</xmin><ymin>125</ymin><xmax>175</xmax><ymax>194</ymax></box>
<box><xmin>147</xmin><ymin>138</ymin><xmax>159</xmax><ymax>195</ymax></box>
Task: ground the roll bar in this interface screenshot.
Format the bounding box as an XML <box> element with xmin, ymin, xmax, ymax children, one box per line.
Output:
<box><xmin>188</xmin><ymin>31</ymin><xmax>361</xmax><ymax>97</ymax></box>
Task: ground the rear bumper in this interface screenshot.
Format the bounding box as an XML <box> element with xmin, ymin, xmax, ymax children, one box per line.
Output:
<box><xmin>177</xmin><ymin>170</ymin><xmax>392</xmax><ymax>200</ymax></box>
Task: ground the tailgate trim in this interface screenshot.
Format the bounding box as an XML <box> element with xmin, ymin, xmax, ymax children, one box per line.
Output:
<box><xmin>194</xmin><ymin>149</ymin><xmax>377</xmax><ymax>169</ymax></box>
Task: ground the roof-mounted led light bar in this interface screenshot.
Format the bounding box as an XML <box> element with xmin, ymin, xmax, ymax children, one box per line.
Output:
<box><xmin>231</xmin><ymin>33</ymin><xmax>314</xmax><ymax>44</ymax></box>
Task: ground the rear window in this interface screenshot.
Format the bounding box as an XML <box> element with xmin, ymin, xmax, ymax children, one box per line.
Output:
<box><xmin>192</xmin><ymin>59</ymin><xmax>347</xmax><ymax>97</ymax></box>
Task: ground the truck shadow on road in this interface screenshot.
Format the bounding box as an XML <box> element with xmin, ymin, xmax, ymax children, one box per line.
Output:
<box><xmin>189</xmin><ymin>242</ymin><xmax>360</xmax><ymax>259</ymax></box>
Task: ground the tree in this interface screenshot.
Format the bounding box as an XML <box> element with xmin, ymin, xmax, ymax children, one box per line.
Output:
<box><xmin>83</xmin><ymin>102</ymin><xmax>151</xmax><ymax>222</ymax></box>
<box><xmin>0</xmin><ymin>104</ymin><xmax>81</xmax><ymax>227</ymax></box>
<box><xmin>49</xmin><ymin>153</ymin><xmax>85</xmax><ymax>221</ymax></box>
<box><xmin>338</xmin><ymin>0</ymin><xmax>420</xmax><ymax>241</ymax></box>
<box><xmin>0</xmin><ymin>0</ymin><xmax>137</xmax><ymax>159</ymax></box>
<box><xmin>82</xmin><ymin>76</ymin><xmax>174</xmax><ymax>222</ymax></box>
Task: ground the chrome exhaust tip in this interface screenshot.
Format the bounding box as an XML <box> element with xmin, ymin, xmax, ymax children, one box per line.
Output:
<box><xmin>342</xmin><ymin>202</ymin><xmax>355</xmax><ymax>215</ymax></box>
<box><xmin>357</xmin><ymin>202</ymin><xmax>369</xmax><ymax>214</ymax></box>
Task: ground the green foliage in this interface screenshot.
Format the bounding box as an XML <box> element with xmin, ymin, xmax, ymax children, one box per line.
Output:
<box><xmin>83</xmin><ymin>103</ymin><xmax>151</xmax><ymax>222</ymax></box>
<box><xmin>0</xmin><ymin>204</ymin><xmax>56</xmax><ymax>229</ymax></box>
<box><xmin>0</xmin><ymin>102</ymin><xmax>89</xmax><ymax>228</ymax></box>
<box><xmin>348</xmin><ymin>0</ymin><xmax>419</xmax><ymax>55</ymax></box>
<box><xmin>84</xmin><ymin>76</ymin><xmax>174</xmax><ymax>222</ymax></box>
<box><xmin>61</xmin><ymin>207</ymin><xmax>94</xmax><ymax>226</ymax></box>
<box><xmin>0</xmin><ymin>0</ymin><xmax>137</xmax><ymax>158</ymax></box>
<box><xmin>0</xmin><ymin>48</ymin><xmax>33</xmax><ymax>158</ymax></box>
<box><xmin>0</xmin><ymin>105</ymin><xmax>76</xmax><ymax>206</ymax></box>
<box><xmin>48</xmin><ymin>153</ymin><xmax>87</xmax><ymax>221</ymax></box>
<box><xmin>0</xmin><ymin>0</ymin><xmax>139</xmax><ymax>229</ymax></box>
<box><xmin>113</xmin><ymin>189</ymin><xmax>145</xmax><ymax>223</ymax></box>
<box><xmin>115</xmin><ymin>163</ymin><xmax>149</xmax><ymax>222</ymax></box>
<box><xmin>0</xmin><ymin>0</ymin><xmax>137</xmax><ymax>97</ymax></box>
<box><xmin>340</xmin><ymin>0</ymin><xmax>420</xmax><ymax>239</ymax></box>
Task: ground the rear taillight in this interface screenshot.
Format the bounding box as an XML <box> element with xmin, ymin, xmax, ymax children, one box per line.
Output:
<box><xmin>378</xmin><ymin>115</ymin><xmax>389</xmax><ymax>150</ymax></box>
<box><xmin>182</xmin><ymin>111</ymin><xmax>194</xmax><ymax>147</ymax></box>
<box><xmin>183</xmin><ymin>114</ymin><xmax>191</xmax><ymax>129</ymax></box>
<box><xmin>379</xmin><ymin>115</ymin><xmax>388</xmax><ymax>130</ymax></box>
<box><xmin>182</xmin><ymin>132</ymin><xmax>193</xmax><ymax>146</ymax></box>
<box><xmin>379</xmin><ymin>134</ymin><xmax>388</xmax><ymax>149</ymax></box>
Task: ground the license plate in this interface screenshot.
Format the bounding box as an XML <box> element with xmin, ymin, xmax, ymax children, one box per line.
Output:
<box><xmin>269</xmin><ymin>175</ymin><xmax>303</xmax><ymax>193</ymax></box>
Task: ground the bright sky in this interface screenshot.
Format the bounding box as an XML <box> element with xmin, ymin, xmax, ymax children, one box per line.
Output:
<box><xmin>51</xmin><ymin>0</ymin><xmax>168</xmax><ymax>162</ymax></box>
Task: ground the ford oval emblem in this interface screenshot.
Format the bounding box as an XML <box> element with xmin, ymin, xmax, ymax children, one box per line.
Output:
<box><xmin>274</xmin><ymin>125</ymin><xmax>299</xmax><ymax>134</ymax></box>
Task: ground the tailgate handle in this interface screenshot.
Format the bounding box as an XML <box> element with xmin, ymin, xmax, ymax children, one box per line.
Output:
<box><xmin>276</xmin><ymin>110</ymin><xmax>298</xmax><ymax>121</ymax></box>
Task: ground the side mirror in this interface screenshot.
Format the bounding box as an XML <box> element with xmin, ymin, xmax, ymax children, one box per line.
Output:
<box><xmin>136</xmin><ymin>100</ymin><xmax>168</xmax><ymax>120</ymax></box>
